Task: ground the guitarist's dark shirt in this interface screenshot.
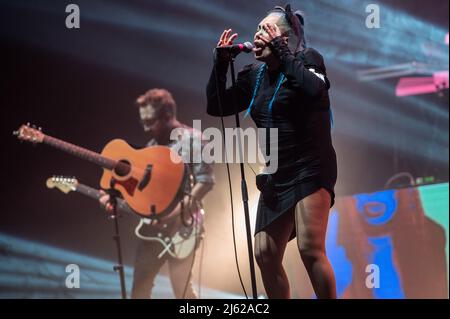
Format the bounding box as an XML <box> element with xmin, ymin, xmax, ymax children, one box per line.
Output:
<box><xmin>146</xmin><ymin>125</ymin><xmax>215</xmax><ymax>187</ymax></box>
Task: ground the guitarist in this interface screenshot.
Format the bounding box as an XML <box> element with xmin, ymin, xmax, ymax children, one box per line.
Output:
<box><xmin>99</xmin><ymin>88</ymin><xmax>215</xmax><ymax>299</ymax></box>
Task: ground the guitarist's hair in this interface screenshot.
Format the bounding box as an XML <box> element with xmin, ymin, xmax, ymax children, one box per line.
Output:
<box><xmin>136</xmin><ymin>88</ymin><xmax>177</xmax><ymax>118</ymax></box>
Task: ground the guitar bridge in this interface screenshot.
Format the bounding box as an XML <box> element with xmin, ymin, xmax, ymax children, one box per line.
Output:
<box><xmin>138</xmin><ymin>164</ymin><xmax>153</xmax><ymax>191</ymax></box>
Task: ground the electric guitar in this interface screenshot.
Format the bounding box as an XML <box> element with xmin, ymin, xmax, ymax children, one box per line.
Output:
<box><xmin>46</xmin><ymin>176</ymin><xmax>203</xmax><ymax>259</ymax></box>
<box><xmin>14</xmin><ymin>123</ymin><xmax>187</xmax><ymax>219</ymax></box>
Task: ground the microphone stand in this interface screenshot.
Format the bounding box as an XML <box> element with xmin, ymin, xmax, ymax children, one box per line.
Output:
<box><xmin>108</xmin><ymin>178</ymin><xmax>127</xmax><ymax>299</ymax></box>
<box><xmin>228</xmin><ymin>53</ymin><xmax>258</xmax><ymax>299</ymax></box>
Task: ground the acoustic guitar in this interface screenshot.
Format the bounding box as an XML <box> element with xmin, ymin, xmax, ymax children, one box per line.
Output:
<box><xmin>15</xmin><ymin>123</ymin><xmax>187</xmax><ymax>218</ymax></box>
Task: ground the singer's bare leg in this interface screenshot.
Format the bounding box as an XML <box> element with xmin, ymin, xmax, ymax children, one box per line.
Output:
<box><xmin>295</xmin><ymin>188</ymin><xmax>336</xmax><ymax>299</ymax></box>
<box><xmin>255</xmin><ymin>209</ymin><xmax>295</xmax><ymax>299</ymax></box>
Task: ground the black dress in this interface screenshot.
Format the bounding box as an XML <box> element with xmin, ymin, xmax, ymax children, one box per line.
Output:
<box><xmin>206</xmin><ymin>37</ymin><xmax>337</xmax><ymax>239</ymax></box>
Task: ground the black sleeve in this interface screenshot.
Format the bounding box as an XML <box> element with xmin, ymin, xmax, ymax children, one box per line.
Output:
<box><xmin>206</xmin><ymin>60</ymin><xmax>254</xmax><ymax>117</ymax></box>
<box><xmin>269</xmin><ymin>37</ymin><xmax>330</xmax><ymax>97</ymax></box>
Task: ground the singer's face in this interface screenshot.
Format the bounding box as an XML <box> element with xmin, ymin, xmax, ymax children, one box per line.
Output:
<box><xmin>253</xmin><ymin>14</ymin><xmax>285</xmax><ymax>61</ymax></box>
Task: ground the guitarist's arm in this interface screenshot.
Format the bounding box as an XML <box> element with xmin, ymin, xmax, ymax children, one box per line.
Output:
<box><xmin>164</xmin><ymin>182</ymin><xmax>213</xmax><ymax>221</ymax></box>
<box><xmin>163</xmin><ymin>127</ymin><xmax>216</xmax><ymax>221</ymax></box>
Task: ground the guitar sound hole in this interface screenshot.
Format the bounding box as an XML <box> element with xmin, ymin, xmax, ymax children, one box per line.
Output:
<box><xmin>114</xmin><ymin>160</ymin><xmax>131</xmax><ymax>177</ymax></box>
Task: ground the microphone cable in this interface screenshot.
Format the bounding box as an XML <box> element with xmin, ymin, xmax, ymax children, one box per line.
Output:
<box><xmin>212</xmin><ymin>48</ymin><xmax>248</xmax><ymax>299</ymax></box>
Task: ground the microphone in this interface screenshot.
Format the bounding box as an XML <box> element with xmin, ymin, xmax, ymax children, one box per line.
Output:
<box><xmin>216</xmin><ymin>42</ymin><xmax>254</xmax><ymax>55</ymax></box>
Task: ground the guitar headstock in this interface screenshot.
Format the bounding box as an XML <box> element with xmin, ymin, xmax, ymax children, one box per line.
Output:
<box><xmin>13</xmin><ymin>123</ymin><xmax>44</xmax><ymax>144</ymax></box>
<box><xmin>46</xmin><ymin>176</ymin><xmax>78</xmax><ymax>194</ymax></box>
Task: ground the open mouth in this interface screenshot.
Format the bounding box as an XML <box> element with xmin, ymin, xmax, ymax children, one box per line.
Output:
<box><xmin>253</xmin><ymin>43</ymin><xmax>264</xmax><ymax>54</ymax></box>
<box><xmin>253</xmin><ymin>47</ymin><xmax>263</xmax><ymax>54</ymax></box>
<box><xmin>253</xmin><ymin>38</ymin><xmax>268</xmax><ymax>55</ymax></box>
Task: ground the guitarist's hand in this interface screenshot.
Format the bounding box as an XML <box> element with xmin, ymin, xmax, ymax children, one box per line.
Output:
<box><xmin>99</xmin><ymin>190</ymin><xmax>114</xmax><ymax>213</ymax></box>
<box><xmin>164</xmin><ymin>182</ymin><xmax>210</xmax><ymax>223</ymax></box>
<box><xmin>99</xmin><ymin>190</ymin><xmax>160</xmax><ymax>225</ymax></box>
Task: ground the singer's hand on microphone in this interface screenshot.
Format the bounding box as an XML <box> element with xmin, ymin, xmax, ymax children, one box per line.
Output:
<box><xmin>216</xmin><ymin>28</ymin><xmax>238</xmax><ymax>61</ymax></box>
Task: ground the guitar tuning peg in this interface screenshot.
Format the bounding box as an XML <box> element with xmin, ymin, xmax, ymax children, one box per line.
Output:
<box><xmin>26</xmin><ymin>122</ymin><xmax>30</xmax><ymax>126</ymax></box>
<box><xmin>32</xmin><ymin>124</ymin><xmax>36</xmax><ymax>129</ymax></box>
<box><xmin>38</xmin><ymin>127</ymin><xmax>42</xmax><ymax>131</ymax></box>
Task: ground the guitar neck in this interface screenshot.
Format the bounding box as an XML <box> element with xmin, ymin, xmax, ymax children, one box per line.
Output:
<box><xmin>75</xmin><ymin>183</ymin><xmax>130</xmax><ymax>215</ymax></box>
<box><xmin>75</xmin><ymin>183</ymin><xmax>103</xmax><ymax>200</ymax></box>
<box><xmin>43</xmin><ymin>134</ymin><xmax>117</xmax><ymax>170</ymax></box>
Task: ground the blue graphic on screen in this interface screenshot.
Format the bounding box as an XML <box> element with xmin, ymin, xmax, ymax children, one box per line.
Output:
<box><xmin>325</xmin><ymin>210</ymin><xmax>352</xmax><ymax>297</ymax></box>
<box><xmin>326</xmin><ymin>190</ymin><xmax>405</xmax><ymax>298</ymax></box>
<box><xmin>356</xmin><ymin>190</ymin><xmax>397</xmax><ymax>225</ymax></box>
<box><xmin>368</xmin><ymin>236</ymin><xmax>405</xmax><ymax>298</ymax></box>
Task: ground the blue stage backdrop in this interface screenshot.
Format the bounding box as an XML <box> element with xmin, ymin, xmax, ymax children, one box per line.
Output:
<box><xmin>324</xmin><ymin>182</ymin><xmax>448</xmax><ymax>299</ymax></box>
